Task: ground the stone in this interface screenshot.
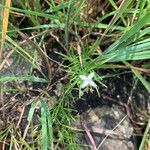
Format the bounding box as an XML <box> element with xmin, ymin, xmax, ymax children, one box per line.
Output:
<box><xmin>73</xmin><ymin>105</ymin><xmax>135</xmax><ymax>150</ymax></box>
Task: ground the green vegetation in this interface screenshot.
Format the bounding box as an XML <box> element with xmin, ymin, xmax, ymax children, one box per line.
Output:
<box><xmin>0</xmin><ymin>0</ymin><xmax>150</xmax><ymax>149</ymax></box>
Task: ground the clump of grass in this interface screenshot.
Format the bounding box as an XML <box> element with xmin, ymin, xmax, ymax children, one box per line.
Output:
<box><xmin>56</xmin><ymin>47</ymin><xmax>110</xmax><ymax>97</ymax></box>
<box><xmin>0</xmin><ymin>0</ymin><xmax>150</xmax><ymax>149</ymax></box>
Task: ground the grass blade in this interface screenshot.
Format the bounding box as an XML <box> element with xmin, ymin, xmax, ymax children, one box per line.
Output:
<box><xmin>27</xmin><ymin>101</ymin><xmax>39</xmax><ymax>122</ymax></box>
<box><xmin>0</xmin><ymin>0</ymin><xmax>11</xmax><ymax>60</ymax></box>
<box><xmin>0</xmin><ymin>4</ymin><xmax>62</xmax><ymax>21</ymax></box>
<box><xmin>46</xmin><ymin>104</ymin><xmax>53</xmax><ymax>149</ymax></box>
<box><xmin>139</xmin><ymin>119</ymin><xmax>150</xmax><ymax>150</ymax></box>
<box><xmin>124</xmin><ymin>62</ymin><xmax>150</xmax><ymax>93</ymax></box>
<box><xmin>105</xmin><ymin>11</ymin><xmax>150</xmax><ymax>54</ymax></box>
<box><xmin>132</xmin><ymin>69</ymin><xmax>150</xmax><ymax>93</ymax></box>
<box><xmin>0</xmin><ymin>76</ymin><xmax>48</xmax><ymax>83</ymax></box>
<box><xmin>41</xmin><ymin>100</ymin><xmax>53</xmax><ymax>150</ymax></box>
<box><xmin>41</xmin><ymin>100</ymin><xmax>48</xmax><ymax>150</ymax></box>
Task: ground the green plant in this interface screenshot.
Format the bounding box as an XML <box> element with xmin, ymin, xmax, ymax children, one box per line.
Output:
<box><xmin>56</xmin><ymin>48</ymin><xmax>110</xmax><ymax>97</ymax></box>
<box><xmin>1</xmin><ymin>0</ymin><xmax>150</xmax><ymax>149</ymax></box>
<box><xmin>139</xmin><ymin>118</ymin><xmax>150</xmax><ymax>150</ymax></box>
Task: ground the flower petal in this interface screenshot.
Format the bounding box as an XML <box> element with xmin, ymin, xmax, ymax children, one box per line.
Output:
<box><xmin>88</xmin><ymin>72</ymin><xmax>94</xmax><ymax>80</ymax></box>
<box><xmin>89</xmin><ymin>80</ymin><xmax>97</xmax><ymax>88</ymax></box>
<box><xmin>80</xmin><ymin>81</ymin><xmax>89</xmax><ymax>89</ymax></box>
<box><xmin>79</xmin><ymin>75</ymin><xmax>88</xmax><ymax>81</ymax></box>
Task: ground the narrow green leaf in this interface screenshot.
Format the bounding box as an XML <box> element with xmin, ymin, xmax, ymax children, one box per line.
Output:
<box><xmin>9</xmin><ymin>128</ymin><xmax>14</xmax><ymax>150</ymax></box>
<box><xmin>77</xmin><ymin>21</ymin><xmax>125</xmax><ymax>31</ymax></box>
<box><xmin>27</xmin><ymin>101</ymin><xmax>38</xmax><ymax>122</ymax></box>
<box><xmin>0</xmin><ymin>76</ymin><xmax>48</xmax><ymax>83</ymax></box>
<box><xmin>106</xmin><ymin>0</ymin><xmax>132</xmax><ymax>30</ymax></box>
<box><xmin>105</xmin><ymin>11</ymin><xmax>150</xmax><ymax>54</ymax></box>
<box><xmin>124</xmin><ymin>62</ymin><xmax>150</xmax><ymax>93</ymax></box>
<box><xmin>103</xmin><ymin>51</ymin><xmax>150</xmax><ymax>62</ymax></box>
<box><xmin>6</xmin><ymin>35</ymin><xmax>33</xmax><ymax>60</ymax></box>
<box><xmin>142</xmin><ymin>63</ymin><xmax>150</xmax><ymax>68</ymax></box>
<box><xmin>40</xmin><ymin>100</ymin><xmax>53</xmax><ymax>149</ymax></box>
<box><xmin>46</xmin><ymin>0</ymin><xmax>75</xmax><ymax>13</ymax></box>
<box><xmin>41</xmin><ymin>101</ymin><xmax>48</xmax><ymax>150</ymax></box>
<box><xmin>0</xmin><ymin>4</ymin><xmax>62</xmax><ymax>21</ymax></box>
<box><xmin>132</xmin><ymin>69</ymin><xmax>150</xmax><ymax>93</ymax></box>
<box><xmin>100</xmin><ymin>38</ymin><xmax>150</xmax><ymax>62</ymax></box>
<box><xmin>34</xmin><ymin>0</ymin><xmax>41</xmax><ymax>12</ymax></box>
<box><xmin>46</xmin><ymin>106</ymin><xmax>53</xmax><ymax>148</ymax></box>
<box><xmin>139</xmin><ymin>118</ymin><xmax>150</xmax><ymax>150</ymax></box>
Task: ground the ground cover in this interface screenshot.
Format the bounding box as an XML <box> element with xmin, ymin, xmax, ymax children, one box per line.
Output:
<box><xmin>0</xmin><ymin>0</ymin><xmax>150</xmax><ymax>149</ymax></box>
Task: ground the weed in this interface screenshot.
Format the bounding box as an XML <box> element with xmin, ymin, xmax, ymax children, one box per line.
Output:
<box><xmin>0</xmin><ymin>0</ymin><xmax>150</xmax><ymax>149</ymax></box>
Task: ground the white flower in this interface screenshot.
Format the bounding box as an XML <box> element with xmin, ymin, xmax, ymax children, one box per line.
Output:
<box><xmin>79</xmin><ymin>72</ymin><xmax>97</xmax><ymax>89</ymax></box>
